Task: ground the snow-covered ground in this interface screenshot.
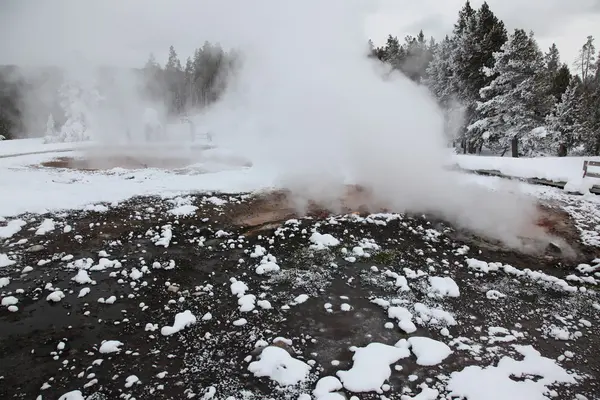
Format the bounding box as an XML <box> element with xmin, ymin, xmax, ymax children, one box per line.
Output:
<box><xmin>1</xmin><ymin>139</ymin><xmax>600</xmax><ymax>220</ymax></box>
<box><xmin>0</xmin><ymin>138</ymin><xmax>91</xmax><ymax>157</ymax></box>
<box><xmin>453</xmin><ymin>153</ymin><xmax>600</xmax><ymax>184</ymax></box>
<box><xmin>0</xmin><ymin>141</ymin><xmax>272</xmax><ymax>218</ymax></box>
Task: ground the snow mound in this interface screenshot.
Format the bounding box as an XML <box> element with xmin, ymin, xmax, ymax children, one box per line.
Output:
<box><xmin>337</xmin><ymin>342</ymin><xmax>411</xmax><ymax>393</ymax></box>
<box><xmin>161</xmin><ymin>310</ymin><xmax>197</xmax><ymax>336</ymax></box>
<box><xmin>447</xmin><ymin>345</ymin><xmax>577</xmax><ymax>400</ymax></box>
<box><xmin>248</xmin><ymin>346</ymin><xmax>311</xmax><ymax>386</ymax></box>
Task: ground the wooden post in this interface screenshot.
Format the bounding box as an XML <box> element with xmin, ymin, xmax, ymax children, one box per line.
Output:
<box><xmin>511</xmin><ymin>137</ymin><xmax>519</xmax><ymax>158</ymax></box>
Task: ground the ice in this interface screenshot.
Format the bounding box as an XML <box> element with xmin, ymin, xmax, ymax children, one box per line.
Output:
<box><xmin>161</xmin><ymin>310</ymin><xmax>197</xmax><ymax>336</ymax></box>
<box><xmin>337</xmin><ymin>342</ymin><xmax>411</xmax><ymax>393</ymax></box>
<box><xmin>248</xmin><ymin>346</ymin><xmax>311</xmax><ymax>386</ymax></box>
<box><xmin>407</xmin><ymin>337</ymin><xmax>452</xmax><ymax>366</ymax></box>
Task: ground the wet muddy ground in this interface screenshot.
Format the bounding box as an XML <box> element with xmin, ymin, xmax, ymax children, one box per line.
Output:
<box><xmin>0</xmin><ymin>191</ymin><xmax>599</xmax><ymax>399</ymax></box>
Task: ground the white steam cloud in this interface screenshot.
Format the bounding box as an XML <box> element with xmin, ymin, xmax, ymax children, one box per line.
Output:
<box><xmin>1</xmin><ymin>0</ymin><xmax>542</xmax><ymax>248</ymax></box>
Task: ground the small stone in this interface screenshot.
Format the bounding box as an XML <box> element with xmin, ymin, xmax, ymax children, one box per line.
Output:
<box><xmin>26</xmin><ymin>244</ymin><xmax>45</xmax><ymax>253</ymax></box>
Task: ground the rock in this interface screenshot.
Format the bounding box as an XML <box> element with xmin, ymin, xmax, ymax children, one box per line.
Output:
<box><xmin>546</xmin><ymin>242</ymin><xmax>562</xmax><ymax>255</ymax></box>
<box><xmin>26</xmin><ymin>244</ymin><xmax>45</xmax><ymax>253</ymax></box>
<box><xmin>167</xmin><ymin>285</ymin><xmax>179</xmax><ymax>293</ymax></box>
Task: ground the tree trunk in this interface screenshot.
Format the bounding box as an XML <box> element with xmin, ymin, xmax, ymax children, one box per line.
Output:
<box><xmin>557</xmin><ymin>143</ymin><xmax>567</xmax><ymax>157</ymax></box>
<box><xmin>511</xmin><ymin>137</ymin><xmax>519</xmax><ymax>158</ymax></box>
<box><xmin>461</xmin><ymin>138</ymin><xmax>467</xmax><ymax>154</ymax></box>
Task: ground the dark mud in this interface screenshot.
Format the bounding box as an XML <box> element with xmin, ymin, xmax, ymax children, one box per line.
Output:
<box><xmin>0</xmin><ymin>192</ymin><xmax>599</xmax><ymax>399</ymax></box>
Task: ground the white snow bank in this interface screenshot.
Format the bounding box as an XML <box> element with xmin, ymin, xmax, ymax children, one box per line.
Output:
<box><xmin>447</xmin><ymin>345</ymin><xmax>577</xmax><ymax>400</ymax></box>
<box><xmin>453</xmin><ymin>154</ymin><xmax>600</xmax><ymax>184</ymax></box>
<box><xmin>0</xmin><ymin>150</ymin><xmax>274</xmax><ymax>218</ymax></box>
<box><xmin>0</xmin><ymin>138</ymin><xmax>89</xmax><ymax>157</ymax></box>
<box><xmin>248</xmin><ymin>346</ymin><xmax>310</xmax><ymax>386</ymax></box>
<box><xmin>161</xmin><ymin>310</ymin><xmax>197</xmax><ymax>336</ymax></box>
<box><xmin>337</xmin><ymin>342</ymin><xmax>410</xmax><ymax>393</ymax></box>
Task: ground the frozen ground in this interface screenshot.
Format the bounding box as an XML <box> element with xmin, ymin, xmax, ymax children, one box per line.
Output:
<box><xmin>0</xmin><ymin>191</ymin><xmax>599</xmax><ymax>400</ymax></box>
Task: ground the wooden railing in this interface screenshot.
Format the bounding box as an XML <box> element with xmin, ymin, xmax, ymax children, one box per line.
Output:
<box><xmin>583</xmin><ymin>161</ymin><xmax>600</xmax><ymax>178</ymax></box>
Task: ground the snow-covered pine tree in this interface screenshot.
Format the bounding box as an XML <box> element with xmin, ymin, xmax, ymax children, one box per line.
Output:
<box><xmin>544</xmin><ymin>77</ymin><xmax>583</xmax><ymax>156</ymax></box>
<box><xmin>43</xmin><ymin>114</ymin><xmax>57</xmax><ymax>143</ymax></box>
<box><xmin>423</xmin><ymin>37</ymin><xmax>465</xmax><ymax>143</ymax></box>
<box><xmin>165</xmin><ymin>45</ymin><xmax>185</xmax><ymax>115</ymax></box>
<box><xmin>469</xmin><ymin>29</ymin><xmax>552</xmax><ymax>157</ymax></box>
<box><xmin>450</xmin><ymin>1</ymin><xmax>507</xmax><ymax>153</ymax></box>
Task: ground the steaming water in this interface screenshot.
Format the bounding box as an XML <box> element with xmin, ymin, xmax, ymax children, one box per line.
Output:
<box><xmin>4</xmin><ymin>0</ymin><xmax>542</xmax><ymax>247</ymax></box>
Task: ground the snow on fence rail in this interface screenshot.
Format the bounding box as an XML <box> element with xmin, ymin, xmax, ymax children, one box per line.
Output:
<box><xmin>582</xmin><ymin>161</ymin><xmax>600</xmax><ymax>179</ymax></box>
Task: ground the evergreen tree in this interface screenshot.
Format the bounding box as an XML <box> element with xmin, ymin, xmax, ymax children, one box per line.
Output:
<box><xmin>164</xmin><ymin>45</ymin><xmax>185</xmax><ymax>114</ymax></box>
<box><xmin>545</xmin><ymin>77</ymin><xmax>584</xmax><ymax>155</ymax></box>
<box><xmin>575</xmin><ymin>36</ymin><xmax>596</xmax><ymax>84</ymax></box>
<box><xmin>470</xmin><ymin>29</ymin><xmax>551</xmax><ymax>157</ymax></box>
<box><xmin>451</xmin><ymin>1</ymin><xmax>507</xmax><ymax>153</ymax></box>
<box><xmin>381</xmin><ymin>35</ymin><xmax>403</xmax><ymax>70</ymax></box>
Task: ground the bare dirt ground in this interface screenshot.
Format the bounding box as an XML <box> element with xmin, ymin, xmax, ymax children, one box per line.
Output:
<box><xmin>0</xmin><ymin>190</ymin><xmax>599</xmax><ymax>399</ymax></box>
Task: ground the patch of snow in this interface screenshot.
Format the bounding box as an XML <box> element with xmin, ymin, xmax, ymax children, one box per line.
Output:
<box><xmin>310</xmin><ymin>231</ymin><xmax>340</xmax><ymax>250</ymax></box>
<box><xmin>35</xmin><ymin>219</ymin><xmax>55</xmax><ymax>235</ymax></box>
<box><xmin>0</xmin><ymin>253</ymin><xmax>16</xmax><ymax>268</ymax></box>
<box><xmin>407</xmin><ymin>337</ymin><xmax>452</xmax><ymax>366</ymax></box>
<box><xmin>447</xmin><ymin>345</ymin><xmax>577</xmax><ymax>400</ymax></box>
<box><xmin>168</xmin><ymin>204</ymin><xmax>198</xmax><ymax>216</ymax></box>
<box><xmin>161</xmin><ymin>310</ymin><xmax>196</xmax><ymax>336</ymax></box>
<box><xmin>46</xmin><ymin>290</ymin><xmax>65</xmax><ymax>302</ymax></box>
<box><xmin>337</xmin><ymin>342</ymin><xmax>410</xmax><ymax>393</ymax></box>
<box><xmin>248</xmin><ymin>346</ymin><xmax>311</xmax><ymax>386</ymax></box>
<box><xmin>99</xmin><ymin>340</ymin><xmax>123</xmax><ymax>354</ymax></box>
<box><xmin>428</xmin><ymin>276</ymin><xmax>460</xmax><ymax>297</ymax></box>
<box><xmin>0</xmin><ymin>219</ymin><xmax>26</xmax><ymax>239</ymax></box>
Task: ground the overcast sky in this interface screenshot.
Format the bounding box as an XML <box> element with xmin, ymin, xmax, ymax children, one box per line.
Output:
<box><xmin>0</xmin><ymin>0</ymin><xmax>598</xmax><ymax>70</ymax></box>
